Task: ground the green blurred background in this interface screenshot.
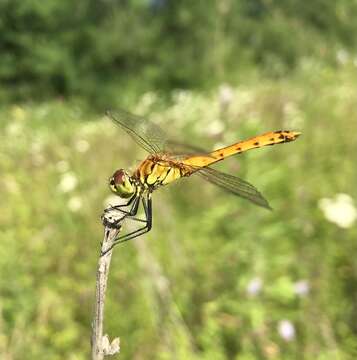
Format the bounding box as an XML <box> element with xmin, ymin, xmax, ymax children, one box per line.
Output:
<box><xmin>1</xmin><ymin>1</ymin><xmax>357</xmax><ymax>359</ymax></box>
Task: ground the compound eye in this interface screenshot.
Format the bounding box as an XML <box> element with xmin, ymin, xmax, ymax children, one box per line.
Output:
<box><xmin>113</xmin><ymin>169</ymin><xmax>125</xmax><ymax>185</ymax></box>
<box><xmin>109</xmin><ymin>169</ymin><xmax>135</xmax><ymax>198</ymax></box>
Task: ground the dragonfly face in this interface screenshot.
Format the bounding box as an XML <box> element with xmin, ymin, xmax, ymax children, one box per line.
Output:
<box><xmin>109</xmin><ymin>169</ymin><xmax>136</xmax><ymax>199</ymax></box>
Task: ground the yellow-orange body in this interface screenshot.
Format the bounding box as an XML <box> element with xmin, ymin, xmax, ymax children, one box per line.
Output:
<box><xmin>104</xmin><ymin>109</ymin><xmax>302</xmax><ymax>250</ymax></box>
<box><xmin>134</xmin><ymin>130</ymin><xmax>300</xmax><ymax>189</ymax></box>
<box><xmin>134</xmin><ymin>155</ymin><xmax>192</xmax><ymax>189</ymax></box>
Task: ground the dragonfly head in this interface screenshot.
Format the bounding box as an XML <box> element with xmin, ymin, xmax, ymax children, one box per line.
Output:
<box><xmin>109</xmin><ymin>169</ymin><xmax>136</xmax><ymax>198</ymax></box>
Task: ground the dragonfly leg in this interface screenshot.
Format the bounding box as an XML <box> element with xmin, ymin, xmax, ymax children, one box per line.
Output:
<box><xmin>101</xmin><ymin>193</ymin><xmax>152</xmax><ymax>256</ymax></box>
<box><xmin>101</xmin><ymin>195</ymin><xmax>141</xmax><ymax>228</ymax></box>
<box><xmin>103</xmin><ymin>193</ymin><xmax>137</xmax><ymax>214</ymax></box>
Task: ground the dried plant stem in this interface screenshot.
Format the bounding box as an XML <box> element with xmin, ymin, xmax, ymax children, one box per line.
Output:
<box><xmin>91</xmin><ymin>227</ymin><xmax>121</xmax><ymax>360</ymax></box>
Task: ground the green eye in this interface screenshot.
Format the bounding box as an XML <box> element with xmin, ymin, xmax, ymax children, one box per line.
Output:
<box><xmin>109</xmin><ymin>169</ymin><xmax>135</xmax><ymax>198</ymax></box>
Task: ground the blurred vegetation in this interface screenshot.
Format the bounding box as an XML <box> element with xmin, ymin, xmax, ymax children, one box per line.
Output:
<box><xmin>1</xmin><ymin>1</ymin><xmax>357</xmax><ymax>359</ymax></box>
<box><xmin>1</xmin><ymin>63</ymin><xmax>357</xmax><ymax>359</ymax></box>
<box><xmin>1</xmin><ymin>0</ymin><xmax>357</xmax><ymax>105</ymax></box>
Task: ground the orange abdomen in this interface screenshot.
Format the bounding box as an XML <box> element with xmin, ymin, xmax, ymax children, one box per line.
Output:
<box><xmin>183</xmin><ymin>130</ymin><xmax>301</xmax><ymax>168</ymax></box>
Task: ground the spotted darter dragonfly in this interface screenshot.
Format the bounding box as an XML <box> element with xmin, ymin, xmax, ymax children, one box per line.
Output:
<box><xmin>102</xmin><ymin>109</ymin><xmax>301</xmax><ymax>254</ymax></box>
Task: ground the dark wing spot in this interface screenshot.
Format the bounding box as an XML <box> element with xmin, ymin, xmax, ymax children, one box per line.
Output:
<box><xmin>274</xmin><ymin>130</ymin><xmax>282</xmax><ymax>134</ymax></box>
<box><xmin>270</xmin><ymin>138</ymin><xmax>275</xmax><ymax>141</ymax></box>
<box><xmin>219</xmin><ymin>152</ymin><xmax>224</xmax><ymax>157</ymax></box>
<box><xmin>254</xmin><ymin>142</ymin><xmax>259</xmax><ymax>146</ymax></box>
<box><xmin>236</xmin><ymin>147</ymin><xmax>242</xmax><ymax>151</ymax></box>
<box><xmin>278</xmin><ymin>134</ymin><xmax>285</xmax><ymax>140</ymax></box>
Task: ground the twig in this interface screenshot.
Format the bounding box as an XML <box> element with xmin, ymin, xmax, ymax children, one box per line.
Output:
<box><xmin>91</xmin><ymin>226</ymin><xmax>121</xmax><ymax>359</ymax></box>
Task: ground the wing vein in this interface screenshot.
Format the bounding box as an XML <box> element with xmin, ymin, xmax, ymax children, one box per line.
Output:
<box><xmin>195</xmin><ymin>166</ymin><xmax>271</xmax><ymax>209</ymax></box>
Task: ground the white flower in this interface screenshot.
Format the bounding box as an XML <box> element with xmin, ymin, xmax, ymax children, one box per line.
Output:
<box><xmin>68</xmin><ymin>196</ymin><xmax>82</xmax><ymax>212</ymax></box>
<box><xmin>3</xmin><ymin>175</ymin><xmax>20</xmax><ymax>194</ymax></box>
<box><xmin>75</xmin><ymin>139</ymin><xmax>90</xmax><ymax>153</ymax></box>
<box><xmin>336</xmin><ymin>49</ymin><xmax>349</xmax><ymax>65</ymax></box>
<box><xmin>293</xmin><ymin>280</ymin><xmax>309</xmax><ymax>297</ymax></box>
<box><xmin>206</xmin><ymin>120</ymin><xmax>224</xmax><ymax>136</ymax></box>
<box><xmin>218</xmin><ymin>83</ymin><xmax>234</xmax><ymax>108</ymax></box>
<box><xmin>137</xmin><ymin>91</ymin><xmax>158</xmax><ymax>109</ymax></box>
<box><xmin>318</xmin><ymin>193</ymin><xmax>357</xmax><ymax>229</ymax></box>
<box><xmin>56</xmin><ymin>160</ymin><xmax>70</xmax><ymax>173</ymax></box>
<box><xmin>79</xmin><ymin>121</ymin><xmax>108</xmax><ymax>136</ymax></box>
<box><xmin>58</xmin><ymin>172</ymin><xmax>78</xmax><ymax>193</ymax></box>
<box><xmin>6</xmin><ymin>122</ymin><xmax>23</xmax><ymax>135</ymax></box>
<box><xmin>246</xmin><ymin>277</ymin><xmax>263</xmax><ymax>297</ymax></box>
<box><xmin>278</xmin><ymin>320</ymin><xmax>295</xmax><ymax>341</ymax></box>
<box><xmin>172</xmin><ymin>89</ymin><xmax>192</xmax><ymax>104</ymax></box>
<box><xmin>29</xmin><ymin>139</ymin><xmax>45</xmax><ymax>166</ymax></box>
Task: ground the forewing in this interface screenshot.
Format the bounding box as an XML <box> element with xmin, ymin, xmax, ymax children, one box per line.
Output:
<box><xmin>195</xmin><ymin>166</ymin><xmax>271</xmax><ymax>209</ymax></box>
<box><xmin>106</xmin><ymin>109</ymin><xmax>168</xmax><ymax>154</ymax></box>
<box><xmin>164</xmin><ymin>140</ymin><xmax>209</xmax><ymax>154</ymax></box>
<box><xmin>107</xmin><ymin>108</ymin><xmax>216</xmax><ymax>158</ymax></box>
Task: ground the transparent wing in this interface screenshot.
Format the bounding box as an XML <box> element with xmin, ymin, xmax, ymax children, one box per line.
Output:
<box><xmin>107</xmin><ymin>108</ymin><xmax>212</xmax><ymax>156</ymax></box>
<box><xmin>106</xmin><ymin>109</ymin><xmax>168</xmax><ymax>154</ymax></box>
<box><xmin>165</xmin><ymin>140</ymin><xmax>208</xmax><ymax>155</ymax></box>
<box><xmin>195</xmin><ymin>166</ymin><xmax>271</xmax><ymax>209</ymax></box>
<box><xmin>107</xmin><ymin>109</ymin><xmax>271</xmax><ymax>209</ymax></box>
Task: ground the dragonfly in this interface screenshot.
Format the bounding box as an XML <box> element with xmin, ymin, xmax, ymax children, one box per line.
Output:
<box><xmin>102</xmin><ymin>108</ymin><xmax>301</xmax><ymax>254</ymax></box>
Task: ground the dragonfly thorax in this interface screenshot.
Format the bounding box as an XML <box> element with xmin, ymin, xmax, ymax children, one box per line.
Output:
<box><xmin>109</xmin><ymin>169</ymin><xmax>137</xmax><ymax>198</ymax></box>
